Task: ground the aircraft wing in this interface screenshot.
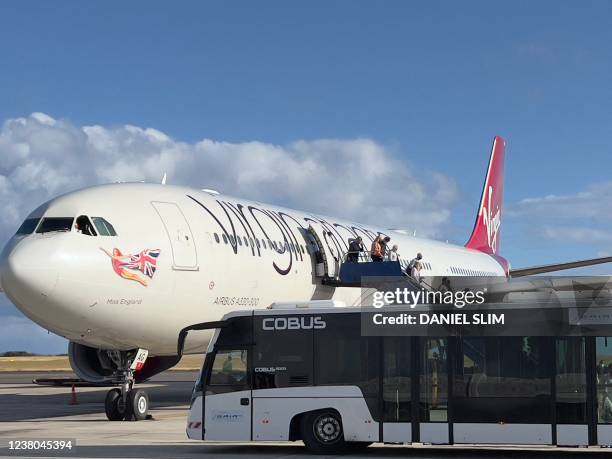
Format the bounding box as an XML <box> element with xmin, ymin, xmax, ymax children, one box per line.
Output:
<box><xmin>509</xmin><ymin>255</ymin><xmax>612</xmax><ymax>277</ymax></box>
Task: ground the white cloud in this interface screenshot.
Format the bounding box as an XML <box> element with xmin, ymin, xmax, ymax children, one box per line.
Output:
<box><xmin>540</xmin><ymin>226</ymin><xmax>612</xmax><ymax>244</ymax></box>
<box><xmin>509</xmin><ymin>182</ymin><xmax>612</xmax><ymax>221</ymax></box>
<box><xmin>508</xmin><ymin>183</ymin><xmax>612</xmax><ymax>253</ymax></box>
<box><xmin>0</xmin><ymin>113</ymin><xmax>458</xmax><ymax>245</ymax></box>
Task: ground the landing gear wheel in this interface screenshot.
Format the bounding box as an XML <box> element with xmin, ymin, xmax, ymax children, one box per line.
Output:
<box><xmin>105</xmin><ymin>388</ymin><xmax>127</xmax><ymax>421</ymax></box>
<box><xmin>301</xmin><ymin>410</ymin><xmax>347</xmax><ymax>454</ymax></box>
<box><xmin>128</xmin><ymin>389</ymin><xmax>149</xmax><ymax>421</ymax></box>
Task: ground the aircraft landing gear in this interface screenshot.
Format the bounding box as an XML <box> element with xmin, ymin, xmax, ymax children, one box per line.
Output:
<box><xmin>104</xmin><ymin>349</ymin><xmax>150</xmax><ymax>421</ymax></box>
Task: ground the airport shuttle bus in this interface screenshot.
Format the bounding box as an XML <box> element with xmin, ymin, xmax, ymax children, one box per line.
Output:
<box><xmin>185</xmin><ymin>305</ymin><xmax>612</xmax><ymax>453</ymax></box>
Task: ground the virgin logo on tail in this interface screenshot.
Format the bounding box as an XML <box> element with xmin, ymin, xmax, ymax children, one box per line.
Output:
<box><xmin>481</xmin><ymin>185</ymin><xmax>501</xmax><ymax>254</ymax></box>
<box><xmin>466</xmin><ymin>136</ymin><xmax>505</xmax><ymax>256</ymax></box>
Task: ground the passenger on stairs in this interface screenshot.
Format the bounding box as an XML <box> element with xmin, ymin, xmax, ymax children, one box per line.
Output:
<box><xmin>438</xmin><ymin>277</ymin><xmax>453</xmax><ymax>293</ymax></box>
<box><xmin>387</xmin><ymin>244</ymin><xmax>399</xmax><ymax>261</ymax></box>
<box><xmin>412</xmin><ymin>261</ymin><xmax>423</xmax><ymax>283</ymax></box>
<box><xmin>347</xmin><ymin>236</ymin><xmax>364</xmax><ymax>262</ymax></box>
<box><xmin>380</xmin><ymin>236</ymin><xmax>391</xmax><ymax>259</ymax></box>
<box><xmin>370</xmin><ymin>236</ymin><xmax>384</xmax><ymax>262</ymax></box>
<box><xmin>407</xmin><ymin>252</ymin><xmax>423</xmax><ymax>275</ymax></box>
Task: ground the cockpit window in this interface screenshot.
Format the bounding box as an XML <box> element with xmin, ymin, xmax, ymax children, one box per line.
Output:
<box><xmin>16</xmin><ymin>218</ymin><xmax>41</xmax><ymax>235</ymax></box>
<box><xmin>36</xmin><ymin>217</ymin><xmax>74</xmax><ymax>234</ymax></box>
<box><xmin>91</xmin><ymin>217</ymin><xmax>117</xmax><ymax>236</ymax></box>
<box><xmin>75</xmin><ymin>215</ymin><xmax>97</xmax><ymax>236</ymax></box>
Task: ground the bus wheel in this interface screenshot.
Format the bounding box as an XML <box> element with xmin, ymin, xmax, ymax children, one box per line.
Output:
<box><xmin>301</xmin><ymin>410</ymin><xmax>346</xmax><ymax>454</ymax></box>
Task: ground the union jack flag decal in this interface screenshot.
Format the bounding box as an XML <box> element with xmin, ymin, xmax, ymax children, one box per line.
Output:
<box><xmin>123</xmin><ymin>249</ymin><xmax>160</xmax><ymax>278</ymax></box>
<box><xmin>101</xmin><ymin>247</ymin><xmax>161</xmax><ymax>287</ymax></box>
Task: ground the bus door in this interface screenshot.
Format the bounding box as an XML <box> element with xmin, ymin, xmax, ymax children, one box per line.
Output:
<box><xmin>419</xmin><ymin>337</ymin><xmax>450</xmax><ymax>444</ymax></box>
<box><xmin>381</xmin><ymin>337</ymin><xmax>413</xmax><ymax>443</ymax></box>
<box><xmin>555</xmin><ymin>337</ymin><xmax>589</xmax><ymax>446</ymax></box>
<box><xmin>595</xmin><ymin>336</ymin><xmax>612</xmax><ymax>446</ymax></box>
<box><xmin>203</xmin><ymin>348</ymin><xmax>252</xmax><ymax>441</ymax></box>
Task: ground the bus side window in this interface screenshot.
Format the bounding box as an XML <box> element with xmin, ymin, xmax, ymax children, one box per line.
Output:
<box><xmin>208</xmin><ymin>349</ymin><xmax>248</xmax><ymax>387</ymax></box>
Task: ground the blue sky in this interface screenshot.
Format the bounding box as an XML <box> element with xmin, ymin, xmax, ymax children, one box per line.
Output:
<box><xmin>1</xmin><ymin>1</ymin><xmax>611</xmax><ymax>353</ymax></box>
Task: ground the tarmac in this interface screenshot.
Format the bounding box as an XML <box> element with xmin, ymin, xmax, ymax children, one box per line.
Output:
<box><xmin>0</xmin><ymin>371</ymin><xmax>609</xmax><ymax>458</ymax></box>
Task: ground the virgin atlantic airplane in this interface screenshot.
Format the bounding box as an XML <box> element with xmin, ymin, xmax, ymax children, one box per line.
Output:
<box><xmin>0</xmin><ymin>136</ymin><xmax>609</xmax><ymax>420</ymax></box>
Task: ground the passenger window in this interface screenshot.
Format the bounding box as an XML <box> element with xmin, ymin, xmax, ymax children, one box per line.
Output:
<box><xmin>262</xmin><ymin>239</ymin><xmax>267</xmax><ymax>249</ymax></box>
<box><xmin>243</xmin><ymin>236</ymin><xmax>248</xmax><ymax>246</ymax></box>
<box><xmin>254</xmin><ymin>317</ymin><xmax>313</xmax><ymax>389</ymax></box>
<box><xmin>214</xmin><ymin>233</ymin><xmax>220</xmax><ymax>243</ymax></box>
<box><xmin>209</xmin><ymin>349</ymin><xmax>248</xmax><ymax>386</ymax></box>
<box><xmin>36</xmin><ymin>217</ymin><xmax>74</xmax><ymax>234</ymax></box>
<box><xmin>237</xmin><ymin>236</ymin><xmax>242</xmax><ymax>246</ymax></box>
<box><xmin>16</xmin><ymin>218</ymin><xmax>40</xmax><ymax>235</ymax></box>
<box><xmin>91</xmin><ymin>217</ymin><xmax>117</xmax><ymax>236</ymax></box>
<box><xmin>75</xmin><ymin>215</ymin><xmax>97</xmax><ymax>236</ymax></box>
<box><xmin>316</xmin><ymin>314</ymin><xmax>379</xmax><ymax>418</ymax></box>
<box><xmin>222</xmin><ymin>234</ymin><xmax>228</xmax><ymax>244</ymax></box>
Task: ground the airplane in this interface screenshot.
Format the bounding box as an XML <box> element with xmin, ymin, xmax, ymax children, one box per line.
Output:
<box><xmin>1</xmin><ymin>135</ymin><xmax>611</xmax><ymax>420</ymax></box>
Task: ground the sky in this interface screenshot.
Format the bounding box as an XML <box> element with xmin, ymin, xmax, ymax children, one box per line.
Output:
<box><xmin>1</xmin><ymin>1</ymin><xmax>612</xmax><ymax>353</ymax></box>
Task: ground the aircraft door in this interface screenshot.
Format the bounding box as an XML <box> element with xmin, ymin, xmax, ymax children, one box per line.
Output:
<box><xmin>305</xmin><ymin>225</ymin><xmax>340</xmax><ymax>278</ymax></box>
<box><xmin>151</xmin><ymin>201</ymin><xmax>198</xmax><ymax>270</ymax></box>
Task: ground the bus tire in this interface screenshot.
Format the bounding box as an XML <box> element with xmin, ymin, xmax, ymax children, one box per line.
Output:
<box><xmin>346</xmin><ymin>441</ymin><xmax>372</xmax><ymax>452</ymax></box>
<box><xmin>301</xmin><ymin>410</ymin><xmax>347</xmax><ymax>454</ymax></box>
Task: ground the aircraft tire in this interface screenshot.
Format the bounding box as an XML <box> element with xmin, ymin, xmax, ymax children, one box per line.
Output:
<box><xmin>105</xmin><ymin>388</ymin><xmax>127</xmax><ymax>421</ymax></box>
<box><xmin>127</xmin><ymin>389</ymin><xmax>149</xmax><ymax>421</ymax></box>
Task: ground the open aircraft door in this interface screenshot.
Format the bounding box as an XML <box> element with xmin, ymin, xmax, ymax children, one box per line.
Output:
<box><xmin>304</xmin><ymin>225</ymin><xmax>340</xmax><ymax>278</ymax></box>
<box><xmin>151</xmin><ymin>201</ymin><xmax>198</xmax><ymax>270</ymax></box>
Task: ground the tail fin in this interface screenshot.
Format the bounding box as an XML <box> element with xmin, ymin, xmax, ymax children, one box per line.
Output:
<box><xmin>465</xmin><ymin>136</ymin><xmax>506</xmax><ymax>255</ymax></box>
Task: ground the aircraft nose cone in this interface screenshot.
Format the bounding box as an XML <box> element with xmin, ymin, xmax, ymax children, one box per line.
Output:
<box><xmin>0</xmin><ymin>239</ymin><xmax>59</xmax><ymax>313</ymax></box>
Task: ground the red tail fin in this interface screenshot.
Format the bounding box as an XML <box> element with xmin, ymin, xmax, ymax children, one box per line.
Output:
<box><xmin>465</xmin><ymin>136</ymin><xmax>506</xmax><ymax>255</ymax></box>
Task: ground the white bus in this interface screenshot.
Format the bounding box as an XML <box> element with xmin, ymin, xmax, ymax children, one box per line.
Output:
<box><xmin>184</xmin><ymin>305</ymin><xmax>612</xmax><ymax>453</ymax></box>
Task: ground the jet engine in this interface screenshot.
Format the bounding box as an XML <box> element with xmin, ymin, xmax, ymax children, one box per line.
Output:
<box><xmin>68</xmin><ymin>342</ymin><xmax>181</xmax><ymax>384</ymax></box>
